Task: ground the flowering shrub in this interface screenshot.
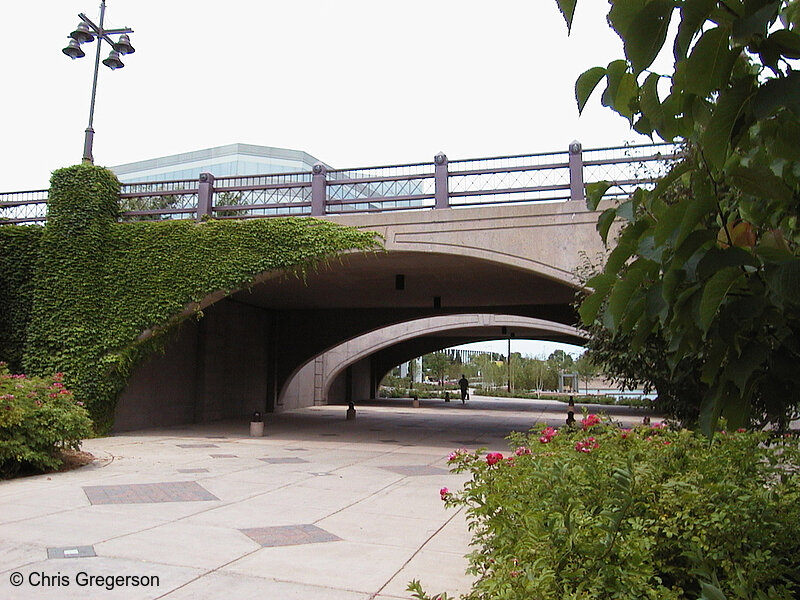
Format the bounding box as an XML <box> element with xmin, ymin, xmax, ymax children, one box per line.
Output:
<box><xmin>416</xmin><ymin>418</ymin><xmax>800</xmax><ymax>600</ymax></box>
<box><xmin>0</xmin><ymin>363</ymin><xmax>93</xmax><ymax>478</ymax></box>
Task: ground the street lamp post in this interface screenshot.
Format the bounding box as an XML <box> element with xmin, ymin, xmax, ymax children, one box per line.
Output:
<box><xmin>62</xmin><ymin>1</ymin><xmax>135</xmax><ymax>164</ymax></box>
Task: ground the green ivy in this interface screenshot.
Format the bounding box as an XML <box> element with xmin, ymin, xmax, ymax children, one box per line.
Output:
<box><xmin>4</xmin><ymin>164</ymin><xmax>380</xmax><ymax>432</ymax></box>
<box><xmin>0</xmin><ymin>226</ymin><xmax>41</xmax><ymax>372</ymax></box>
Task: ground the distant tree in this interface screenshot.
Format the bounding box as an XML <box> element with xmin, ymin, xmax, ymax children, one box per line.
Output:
<box><xmin>547</xmin><ymin>349</ymin><xmax>575</xmax><ymax>373</ymax></box>
<box><xmin>574</xmin><ymin>352</ymin><xmax>599</xmax><ymax>394</ymax></box>
<box><xmin>424</xmin><ymin>352</ymin><xmax>450</xmax><ymax>386</ymax></box>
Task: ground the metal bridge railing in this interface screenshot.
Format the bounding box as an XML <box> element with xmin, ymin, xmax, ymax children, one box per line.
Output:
<box><xmin>0</xmin><ymin>142</ymin><xmax>682</xmax><ymax>225</ymax></box>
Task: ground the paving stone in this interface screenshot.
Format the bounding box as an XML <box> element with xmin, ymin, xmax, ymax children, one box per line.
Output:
<box><xmin>177</xmin><ymin>468</ymin><xmax>210</xmax><ymax>474</ymax></box>
<box><xmin>380</xmin><ymin>465</ymin><xmax>450</xmax><ymax>476</ymax></box>
<box><xmin>240</xmin><ymin>524</ymin><xmax>341</xmax><ymax>548</ymax></box>
<box><xmin>177</xmin><ymin>443</ymin><xmax>218</xmax><ymax>448</ymax></box>
<box><xmin>258</xmin><ymin>457</ymin><xmax>309</xmax><ymax>464</ymax></box>
<box><xmin>83</xmin><ymin>481</ymin><xmax>219</xmax><ymax>505</ymax></box>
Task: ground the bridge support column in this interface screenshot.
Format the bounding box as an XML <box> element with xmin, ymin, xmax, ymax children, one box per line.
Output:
<box><xmin>434</xmin><ymin>152</ymin><xmax>449</xmax><ymax>209</ymax></box>
<box><xmin>197</xmin><ymin>172</ymin><xmax>214</xmax><ymax>221</ymax></box>
<box><xmin>568</xmin><ymin>141</ymin><xmax>584</xmax><ymax>202</ymax></box>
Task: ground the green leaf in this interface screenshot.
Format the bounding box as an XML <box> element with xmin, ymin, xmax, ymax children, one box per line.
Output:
<box><xmin>654</xmin><ymin>203</ymin><xmax>686</xmax><ymax>246</ymax></box>
<box><xmin>586</xmin><ymin>181</ymin><xmax>612</xmax><ymax>211</ymax></box>
<box><xmin>602</xmin><ymin>60</ymin><xmax>638</xmax><ymax>121</ymax></box>
<box><xmin>730</xmin><ymin>164</ymin><xmax>794</xmax><ymax>204</ymax></box>
<box><xmin>576</xmin><ymin>67</ymin><xmax>607</xmax><ymax>114</ymax></box>
<box><xmin>579</xmin><ymin>273</ymin><xmax>616</xmax><ymax>325</ymax></box>
<box><xmin>640</xmin><ymin>73</ymin><xmax>667</xmax><ymax>130</ymax></box>
<box><xmin>606</xmin><ymin>221</ymin><xmax>649</xmax><ymax>274</ymax></box>
<box><xmin>731</xmin><ymin>2</ymin><xmax>780</xmax><ymax>44</ymax></box>
<box><xmin>699</xmin><ymin>581</ymin><xmax>728</xmax><ymax>600</ymax></box>
<box><xmin>676</xmin><ymin>175</ymin><xmax>717</xmax><ymax>248</ymax></box>
<box><xmin>662</xmin><ymin>268</ymin><xmax>686</xmax><ymax>303</ymax></box>
<box><xmin>674</xmin><ymin>0</ymin><xmax>717</xmax><ymax>60</ymax></box>
<box><xmin>597</xmin><ymin>207</ymin><xmax>617</xmax><ymax>245</ymax></box>
<box><xmin>624</xmin><ymin>0</ymin><xmax>674</xmax><ymax>74</ymax></box>
<box><xmin>607</xmin><ymin>270</ymin><xmax>645</xmax><ymax>331</ymax></box>
<box><xmin>753</xmin><ymin>71</ymin><xmax>800</xmax><ymax>119</ymax></box>
<box><xmin>608</xmin><ymin>0</ymin><xmax>649</xmax><ymax>38</ymax></box>
<box><xmin>699</xmin><ymin>266</ymin><xmax>744</xmax><ymax>331</ymax></box>
<box><xmin>680</xmin><ymin>27</ymin><xmax>739</xmax><ymax>98</ymax></box>
<box><xmin>555</xmin><ymin>0</ymin><xmax>578</xmax><ymax>32</ymax></box>
<box><xmin>700</xmin><ymin>79</ymin><xmax>754</xmax><ymax>173</ymax></box>
<box><xmin>765</xmin><ymin>259</ymin><xmax>800</xmax><ymax>306</ymax></box>
<box><xmin>696</xmin><ymin>247</ymin><xmax>757</xmax><ymax>280</ymax></box>
<box><xmin>767</xmin><ymin>29</ymin><xmax>800</xmax><ymax>58</ymax></box>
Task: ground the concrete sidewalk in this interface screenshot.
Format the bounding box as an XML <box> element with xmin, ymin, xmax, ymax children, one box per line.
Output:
<box><xmin>0</xmin><ymin>397</ymin><xmax>653</xmax><ymax>600</ymax></box>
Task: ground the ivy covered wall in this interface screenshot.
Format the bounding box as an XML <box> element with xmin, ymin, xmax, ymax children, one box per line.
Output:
<box><xmin>1</xmin><ymin>164</ymin><xmax>379</xmax><ymax>432</ymax></box>
<box><xmin>0</xmin><ymin>226</ymin><xmax>42</xmax><ymax>372</ymax></box>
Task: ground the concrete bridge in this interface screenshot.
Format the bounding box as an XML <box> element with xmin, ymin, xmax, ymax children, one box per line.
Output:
<box><xmin>1</xmin><ymin>142</ymin><xmax>678</xmax><ymax>431</ymax></box>
<box><xmin>114</xmin><ymin>198</ymin><xmax>616</xmax><ymax>430</ymax></box>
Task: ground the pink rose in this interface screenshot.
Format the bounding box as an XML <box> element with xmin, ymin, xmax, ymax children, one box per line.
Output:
<box><xmin>486</xmin><ymin>452</ymin><xmax>504</xmax><ymax>466</ymax></box>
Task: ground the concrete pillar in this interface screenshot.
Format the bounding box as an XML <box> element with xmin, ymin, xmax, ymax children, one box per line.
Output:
<box><xmin>197</xmin><ymin>172</ymin><xmax>214</xmax><ymax>221</ymax></box>
<box><xmin>311</xmin><ymin>163</ymin><xmax>327</xmax><ymax>217</ymax></box>
<box><xmin>434</xmin><ymin>152</ymin><xmax>449</xmax><ymax>209</ymax></box>
<box><xmin>568</xmin><ymin>141</ymin><xmax>585</xmax><ymax>202</ymax></box>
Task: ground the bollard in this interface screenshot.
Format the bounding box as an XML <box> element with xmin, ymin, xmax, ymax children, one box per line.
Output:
<box><xmin>412</xmin><ymin>393</ymin><xmax>420</xmax><ymax>408</ymax></box>
<box><xmin>250</xmin><ymin>411</ymin><xmax>264</xmax><ymax>437</ymax></box>
<box><xmin>346</xmin><ymin>401</ymin><xmax>356</xmax><ymax>420</ymax></box>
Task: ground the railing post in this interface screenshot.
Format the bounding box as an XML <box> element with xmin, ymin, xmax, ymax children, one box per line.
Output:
<box><xmin>568</xmin><ymin>141</ymin><xmax>585</xmax><ymax>202</ymax></box>
<box><xmin>197</xmin><ymin>172</ymin><xmax>214</xmax><ymax>221</ymax></box>
<box><xmin>311</xmin><ymin>163</ymin><xmax>327</xmax><ymax>217</ymax></box>
<box><xmin>434</xmin><ymin>152</ymin><xmax>449</xmax><ymax>209</ymax></box>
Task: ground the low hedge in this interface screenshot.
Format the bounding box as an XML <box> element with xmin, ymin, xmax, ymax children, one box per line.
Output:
<box><xmin>412</xmin><ymin>417</ymin><xmax>800</xmax><ymax>600</ymax></box>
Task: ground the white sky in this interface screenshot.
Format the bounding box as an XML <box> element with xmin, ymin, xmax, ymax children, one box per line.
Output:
<box><xmin>2</xmin><ymin>0</ymin><xmax>651</xmax><ymax>192</ymax></box>
<box><xmin>3</xmin><ymin>0</ymin><xmax>650</xmax><ymax>357</ymax></box>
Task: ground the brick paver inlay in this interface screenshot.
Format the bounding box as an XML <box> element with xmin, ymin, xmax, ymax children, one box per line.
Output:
<box><xmin>381</xmin><ymin>465</ymin><xmax>450</xmax><ymax>476</ymax></box>
<box><xmin>83</xmin><ymin>481</ymin><xmax>219</xmax><ymax>504</ymax></box>
<box><xmin>176</xmin><ymin>443</ymin><xmax>218</xmax><ymax>448</ymax></box>
<box><xmin>240</xmin><ymin>524</ymin><xmax>341</xmax><ymax>547</ymax></box>
<box><xmin>259</xmin><ymin>457</ymin><xmax>309</xmax><ymax>464</ymax></box>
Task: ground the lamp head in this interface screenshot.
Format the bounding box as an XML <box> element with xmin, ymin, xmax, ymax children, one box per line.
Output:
<box><xmin>62</xmin><ymin>39</ymin><xmax>86</xmax><ymax>59</ymax></box>
<box><xmin>69</xmin><ymin>22</ymin><xmax>94</xmax><ymax>43</ymax></box>
<box><xmin>113</xmin><ymin>34</ymin><xmax>135</xmax><ymax>55</ymax></box>
<box><xmin>102</xmin><ymin>50</ymin><xmax>125</xmax><ymax>70</ymax></box>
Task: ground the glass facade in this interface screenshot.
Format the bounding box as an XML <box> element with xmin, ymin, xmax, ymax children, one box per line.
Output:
<box><xmin>110</xmin><ymin>143</ymin><xmax>326</xmax><ymax>183</ymax></box>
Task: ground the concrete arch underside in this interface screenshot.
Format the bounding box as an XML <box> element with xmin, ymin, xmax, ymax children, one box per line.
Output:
<box><xmin>281</xmin><ymin>314</ymin><xmax>586</xmax><ymax>409</ymax></box>
<box><xmin>115</xmin><ymin>203</ymin><xmax>603</xmax><ymax>431</ymax></box>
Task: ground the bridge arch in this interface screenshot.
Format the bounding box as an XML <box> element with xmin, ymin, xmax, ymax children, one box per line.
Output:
<box><xmin>279</xmin><ymin>314</ymin><xmax>586</xmax><ymax>410</ymax></box>
<box><xmin>117</xmin><ymin>203</ymin><xmax>602</xmax><ymax>431</ymax></box>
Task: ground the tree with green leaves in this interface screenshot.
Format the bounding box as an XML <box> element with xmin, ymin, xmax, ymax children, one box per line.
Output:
<box><xmin>556</xmin><ymin>0</ymin><xmax>800</xmax><ymax>433</ymax></box>
<box><xmin>424</xmin><ymin>352</ymin><xmax>451</xmax><ymax>386</ymax></box>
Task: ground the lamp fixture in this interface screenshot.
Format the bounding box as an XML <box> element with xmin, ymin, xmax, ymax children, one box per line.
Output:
<box><xmin>61</xmin><ymin>1</ymin><xmax>135</xmax><ymax>164</ymax></box>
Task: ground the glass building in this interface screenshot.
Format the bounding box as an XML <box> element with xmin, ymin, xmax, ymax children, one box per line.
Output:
<box><xmin>110</xmin><ymin>143</ymin><xmax>327</xmax><ymax>183</ymax></box>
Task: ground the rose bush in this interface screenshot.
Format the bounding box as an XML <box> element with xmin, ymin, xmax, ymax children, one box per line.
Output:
<box><xmin>0</xmin><ymin>362</ymin><xmax>93</xmax><ymax>477</ymax></box>
<box><xmin>414</xmin><ymin>416</ymin><xmax>800</xmax><ymax>600</ymax></box>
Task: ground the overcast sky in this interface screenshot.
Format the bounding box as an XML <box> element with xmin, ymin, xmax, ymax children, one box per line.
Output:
<box><xmin>2</xmin><ymin>0</ymin><xmax>650</xmax><ymax>192</ymax></box>
<box><xmin>3</xmin><ymin>1</ymin><xmax>651</xmax><ymax>357</ymax></box>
